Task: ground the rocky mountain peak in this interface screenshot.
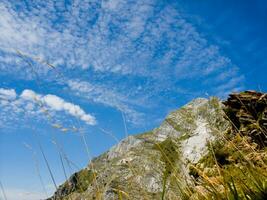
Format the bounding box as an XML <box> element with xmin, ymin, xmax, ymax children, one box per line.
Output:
<box><xmin>48</xmin><ymin>91</ymin><xmax>267</xmax><ymax>200</ymax></box>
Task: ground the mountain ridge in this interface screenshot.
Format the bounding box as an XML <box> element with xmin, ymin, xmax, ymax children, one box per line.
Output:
<box><xmin>49</xmin><ymin>91</ymin><xmax>267</xmax><ymax>200</ymax></box>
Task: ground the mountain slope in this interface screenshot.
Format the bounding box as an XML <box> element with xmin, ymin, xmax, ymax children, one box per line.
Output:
<box><xmin>49</xmin><ymin>97</ymin><xmax>228</xmax><ymax>200</ymax></box>
<box><xmin>49</xmin><ymin>91</ymin><xmax>267</xmax><ymax>200</ymax></box>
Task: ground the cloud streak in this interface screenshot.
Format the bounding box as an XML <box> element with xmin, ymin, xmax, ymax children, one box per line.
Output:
<box><xmin>21</xmin><ymin>89</ymin><xmax>96</xmax><ymax>125</ymax></box>
<box><xmin>0</xmin><ymin>88</ymin><xmax>16</xmax><ymax>100</ymax></box>
<box><xmin>0</xmin><ymin>0</ymin><xmax>244</xmax><ymax>125</ymax></box>
<box><xmin>0</xmin><ymin>88</ymin><xmax>96</xmax><ymax>129</ymax></box>
<box><xmin>0</xmin><ymin>1</ymin><xmax>243</xmax><ymax>81</ymax></box>
<box><xmin>67</xmin><ymin>79</ymin><xmax>144</xmax><ymax>124</ymax></box>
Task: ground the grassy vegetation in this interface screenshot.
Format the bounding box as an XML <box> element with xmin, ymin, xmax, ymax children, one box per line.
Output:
<box><xmin>187</xmin><ymin>132</ymin><xmax>267</xmax><ymax>200</ymax></box>
<box><xmin>58</xmin><ymin>168</ymin><xmax>96</xmax><ymax>196</ymax></box>
<box><xmin>153</xmin><ymin>138</ymin><xmax>180</xmax><ymax>200</ymax></box>
<box><xmin>182</xmin><ymin>91</ymin><xmax>267</xmax><ymax>200</ymax></box>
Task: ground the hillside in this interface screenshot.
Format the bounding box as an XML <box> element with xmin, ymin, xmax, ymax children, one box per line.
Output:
<box><xmin>48</xmin><ymin>91</ymin><xmax>267</xmax><ymax>200</ymax></box>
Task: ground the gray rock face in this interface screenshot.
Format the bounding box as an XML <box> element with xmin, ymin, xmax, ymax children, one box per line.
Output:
<box><xmin>49</xmin><ymin>97</ymin><xmax>229</xmax><ymax>200</ymax></box>
<box><xmin>107</xmin><ymin>136</ymin><xmax>142</xmax><ymax>159</ymax></box>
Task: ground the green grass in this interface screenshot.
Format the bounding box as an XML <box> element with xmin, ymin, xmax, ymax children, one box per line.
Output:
<box><xmin>60</xmin><ymin>169</ymin><xmax>97</xmax><ymax>195</ymax></box>
<box><xmin>185</xmin><ymin>130</ymin><xmax>267</xmax><ymax>200</ymax></box>
<box><xmin>153</xmin><ymin>138</ymin><xmax>180</xmax><ymax>200</ymax></box>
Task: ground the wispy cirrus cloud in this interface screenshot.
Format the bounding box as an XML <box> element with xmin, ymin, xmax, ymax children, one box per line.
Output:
<box><xmin>0</xmin><ymin>0</ymin><xmax>244</xmax><ymax>126</ymax></box>
<box><xmin>0</xmin><ymin>88</ymin><xmax>16</xmax><ymax>100</ymax></box>
<box><xmin>0</xmin><ymin>0</ymin><xmax>243</xmax><ymax>80</ymax></box>
<box><xmin>67</xmin><ymin>79</ymin><xmax>144</xmax><ymax>124</ymax></box>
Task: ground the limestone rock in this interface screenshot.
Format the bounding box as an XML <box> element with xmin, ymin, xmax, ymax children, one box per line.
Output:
<box><xmin>48</xmin><ymin>97</ymin><xmax>229</xmax><ymax>200</ymax></box>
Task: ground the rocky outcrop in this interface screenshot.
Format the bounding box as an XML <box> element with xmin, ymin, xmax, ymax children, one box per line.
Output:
<box><xmin>223</xmin><ymin>90</ymin><xmax>267</xmax><ymax>147</ymax></box>
<box><xmin>48</xmin><ymin>91</ymin><xmax>267</xmax><ymax>200</ymax></box>
<box><xmin>49</xmin><ymin>96</ymin><xmax>230</xmax><ymax>200</ymax></box>
<box><xmin>47</xmin><ymin>169</ymin><xmax>96</xmax><ymax>200</ymax></box>
<box><xmin>187</xmin><ymin>91</ymin><xmax>267</xmax><ymax>199</ymax></box>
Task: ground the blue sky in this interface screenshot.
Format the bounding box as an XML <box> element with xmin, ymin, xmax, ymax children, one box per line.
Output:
<box><xmin>0</xmin><ymin>0</ymin><xmax>266</xmax><ymax>199</ymax></box>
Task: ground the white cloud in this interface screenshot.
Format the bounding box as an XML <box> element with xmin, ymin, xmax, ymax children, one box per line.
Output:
<box><xmin>0</xmin><ymin>0</ymin><xmax>244</xmax><ymax>123</ymax></box>
<box><xmin>67</xmin><ymin>80</ymin><xmax>143</xmax><ymax>124</ymax></box>
<box><xmin>21</xmin><ymin>89</ymin><xmax>41</xmax><ymax>101</ymax></box>
<box><xmin>20</xmin><ymin>89</ymin><xmax>96</xmax><ymax>125</ymax></box>
<box><xmin>0</xmin><ymin>4</ymin><xmax>39</xmax><ymax>51</ymax></box>
<box><xmin>0</xmin><ymin>1</ymin><xmax>243</xmax><ymax>85</ymax></box>
<box><xmin>0</xmin><ymin>88</ymin><xmax>16</xmax><ymax>100</ymax></box>
<box><xmin>0</xmin><ymin>88</ymin><xmax>96</xmax><ymax>128</ymax></box>
<box><xmin>43</xmin><ymin>95</ymin><xmax>65</xmax><ymax>111</ymax></box>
